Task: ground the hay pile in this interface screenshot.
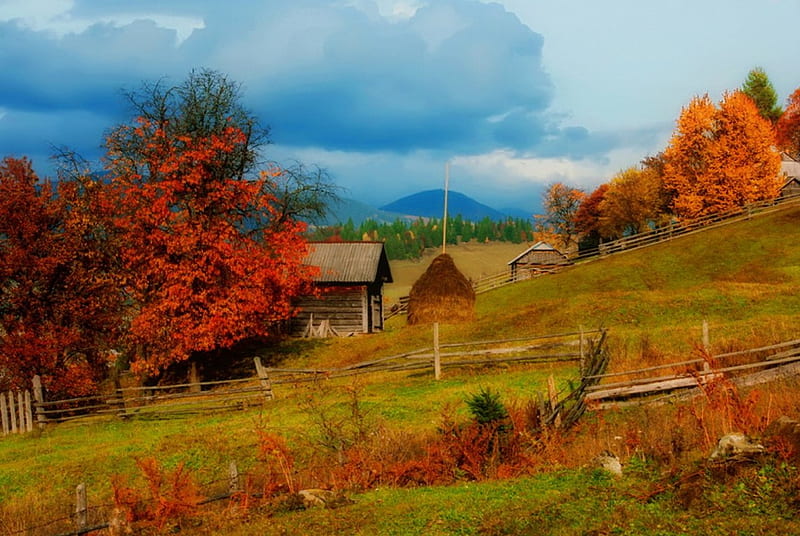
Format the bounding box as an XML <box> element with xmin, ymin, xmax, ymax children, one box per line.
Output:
<box><xmin>407</xmin><ymin>253</ymin><xmax>475</xmax><ymax>325</ymax></box>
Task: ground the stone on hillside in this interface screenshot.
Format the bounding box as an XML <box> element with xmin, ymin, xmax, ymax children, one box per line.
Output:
<box><xmin>764</xmin><ymin>416</ymin><xmax>800</xmax><ymax>458</ymax></box>
<box><xmin>297</xmin><ymin>488</ymin><xmax>354</xmax><ymax>509</ymax></box>
<box><xmin>593</xmin><ymin>450</ymin><xmax>622</xmax><ymax>477</ymax></box>
<box><xmin>709</xmin><ymin>432</ymin><xmax>765</xmax><ymax>462</ymax></box>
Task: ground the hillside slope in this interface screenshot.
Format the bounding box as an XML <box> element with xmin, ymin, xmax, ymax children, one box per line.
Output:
<box><xmin>317</xmin><ymin>204</ymin><xmax>800</xmax><ymax>367</ymax></box>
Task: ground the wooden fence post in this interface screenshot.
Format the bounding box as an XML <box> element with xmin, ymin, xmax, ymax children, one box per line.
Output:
<box><xmin>0</xmin><ymin>393</ymin><xmax>8</xmax><ymax>435</ymax></box>
<box><xmin>24</xmin><ymin>391</ymin><xmax>33</xmax><ymax>432</ymax></box>
<box><xmin>579</xmin><ymin>326</ymin><xmax>586</xmax><ymax>378</ymax></box>
<box><xmin>254</xmin><ymin>357</ymin><xmax>274</xmax><ymax>400</ymax></box>
<box><xmin>8</xmin><ymin>392</ymin><xmax>17</xmax><ymax>434</ymax></box>
<box><xmin>547</xmin><ymin>375</ymin><xmax>561</xmax><ymax>428</ymax></box>
<box><xmin>433</xmin><ymin>323</ymin><xmax>441</xmax><ymax>380</ymax></box>
<box><xmin>702</xmin><ymin>319</ymin><xmax>711</xmax><ymax>372</ymax></box>
<box><xmin>32</xmin><ymin>375</ymin><xmax>48</xmax><ymax>428</ymax></box>
<box><xmin>17</xmin><ymin>391</ymin><xmax>26</xmax><ymax>432</ymax></box>
<box><xmin>189</xmin><ymin>362</ymin><xmax>201</xmax><ymax>394</ymax></box>
<box><xmin>75</xmin><ymin>483</ymin><xmax>87</xmax><ymax>530</ymax></box>
<box><xmin>229</xmin><ymin>461</ymin><xmax>240</xmax><ymax>494</ymax></box>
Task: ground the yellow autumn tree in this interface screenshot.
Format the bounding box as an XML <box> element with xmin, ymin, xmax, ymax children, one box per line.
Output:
<box><xmin>598</xmin><ymin>166</ymin><xmax>666</xmax><ymax>239</ymax></box>
<box><xmin>664</xmin><ymin>91</ymin><xmax>781</xmax><ymax>218</ymax></box>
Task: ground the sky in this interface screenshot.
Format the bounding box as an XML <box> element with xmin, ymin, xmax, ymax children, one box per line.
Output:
<box><xmin>1</xmin><ymin>0</ymin><xmax>799</xmax><ymax>214</ymax></box>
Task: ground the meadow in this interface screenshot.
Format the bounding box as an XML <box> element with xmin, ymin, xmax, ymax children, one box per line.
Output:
<box><xmin>2</xmin><ymin>205</ymin><xmax>800</xmax><ymax>535</ymax></box>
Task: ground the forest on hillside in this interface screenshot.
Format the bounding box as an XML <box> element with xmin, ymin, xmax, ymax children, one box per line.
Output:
<box><xmin>308</xmin><ymin>215</ymin><xmax>536</xmax><ymax>260</ymax></box>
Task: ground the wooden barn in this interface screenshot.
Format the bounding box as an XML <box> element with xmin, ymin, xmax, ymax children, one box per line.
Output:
<box><xmin>508</xmin><ymin>241</ymin><xmax>570</xmax><ymax>280</ymax></box>
<box><xmin>780</xmin><ymin>152</ymin><xmax>800</xmax><ymax>198</ymax></box>
<box><xmin>291</xmin><ymin>242</ymin><xmax>393</xmax><ymax>337</ymax></box>
<box><xmin>780</xmin><ymin>177</ymin><xmax>800</xmax><ymax>199</ymax></box>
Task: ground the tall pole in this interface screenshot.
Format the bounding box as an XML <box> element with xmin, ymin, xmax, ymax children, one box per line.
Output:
<box><xmin>442</xmin><ymin>161</ymin><xmax>449</xmax><ymax>254</ymax></box>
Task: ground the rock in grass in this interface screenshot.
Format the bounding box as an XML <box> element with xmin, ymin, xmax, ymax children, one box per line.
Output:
<box><xmin>593</xmin><ymin>450</ymin><xmax>622</xmax><ymax>477</ymax></box>
<box><xmin>709</xmin><ymin>432</ymin><xmax>765</xmax><ymax>462</ymax></box>
<box><xmin>297</xmin><ymin>489</ymin><xmax>354</xmax><ymax>509</ymax></box>
<box><xmin>764</xmin><ymin>416</ymin><xmax>800</xmax><ymax>459</ymax></box>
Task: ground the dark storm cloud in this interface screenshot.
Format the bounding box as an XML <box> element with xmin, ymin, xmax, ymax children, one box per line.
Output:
<box><xmin>0</xmin><ymin>0</ymin><xmax>617</xmax><ymax>168</ymax></box>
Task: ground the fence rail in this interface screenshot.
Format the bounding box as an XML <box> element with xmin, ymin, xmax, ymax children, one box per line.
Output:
<box><xmin>262</xmin><ymin>328</ymin><xmax>603</xmax><ymax>386</ymax></box>
<box><xmin>444</xmin><ymin>191</ymin><xmax>800</xmax><ymax>300</ymax></box>
<box><xmin>9</xmin><ymin>328</ymin><xmax>603</xmax><ymax>434</ymax></box>
<box><xmin>585</xmin><ymin>337</ymin><xmax>800</xmax><ymax>408</ymax></box>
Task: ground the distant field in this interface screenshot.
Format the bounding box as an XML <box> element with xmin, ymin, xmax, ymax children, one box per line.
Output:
<box><xmin>385</xmin><ymin>241</ymin><xmax>528</xmax><ymax>299</ymax></box>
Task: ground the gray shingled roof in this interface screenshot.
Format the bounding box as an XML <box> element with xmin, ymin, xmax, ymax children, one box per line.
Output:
<box><xmin>304</xmin><ymin>242</ymin><xmax>393</xmax><ymax>284</ymax></box>
<box><xmin>507</xmin><ymin>241</ymin><xmax>564</xmax><ymax>265</ymax></box>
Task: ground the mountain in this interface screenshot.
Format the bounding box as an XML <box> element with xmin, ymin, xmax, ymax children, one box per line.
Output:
<box><xmin>379</xmin><ymin>189</ymin><xmax>509</xmax><ymax>221</ymax></box>
<box><xmin>318</xmin><ymin>197</ymin><xmax>413</xmax><ymax>226</ymax></box>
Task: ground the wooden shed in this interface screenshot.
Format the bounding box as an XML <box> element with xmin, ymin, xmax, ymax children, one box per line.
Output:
<box><xmin>780</xmin><ymin>177</ymin><xmax>800</xmax><ymax>199</ymax></box>
<box><xmin>508</xmin><ymin>241</ymin><xmax>570</xmax><ymax>280</ymax></box>
<box><xmin>291</xmin><ymin>242</ymin><xmax>393</xmax><ymax>337</ymax></box>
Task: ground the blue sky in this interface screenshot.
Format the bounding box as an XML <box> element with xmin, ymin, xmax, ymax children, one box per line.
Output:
<box><xmin>1</xmin><ymin>0</ymin><xmax>799</xmax><ymax>213</ymax></box>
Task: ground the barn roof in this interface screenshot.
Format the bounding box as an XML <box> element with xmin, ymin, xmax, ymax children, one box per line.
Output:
<box><xmin>781</xmin><ymin>177</ymin><xmax>800</xmax><ymax>190</ymax></box>
<box><xmin>304</xmin><ymin>242</ymin><xmax>393</xmax><ymax>284</ymax></box>
<box><xmin>507</xmin><ymin>241</ymin><xmax>565</xmax><ymax>265</ymax></box>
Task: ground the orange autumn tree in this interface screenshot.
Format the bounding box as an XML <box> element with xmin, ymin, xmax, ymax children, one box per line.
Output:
<box><xmin>776</xmin><ymin>88</ymin><xmax>800</xmax><ymax>160</ymax></box>
<box><xmin>106</xmin><ymin>121</ymin><xmax>316</xmax><ymax>374</ymax></box>
<box><xmin>664</xmin><ymin>92</ymin><xmax>781</xmax><ymax>218</ymax></box>
<box><xmin>598</xmin><ymin>166</ymin><xmax>667</xmax><ymax>239</ymax></box>
<box><xmin>0</xmin><ymin>157</ymin><xmax>123</xmax><ymax>396</ymax></box>
<box><xmin>535</xmin><ymin>182</ymin><xmax>585</xmax><ymax>250</ymax></box>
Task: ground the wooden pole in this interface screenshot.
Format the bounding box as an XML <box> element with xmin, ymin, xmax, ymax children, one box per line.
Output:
<box><xmin>75</xmin><ymin>483</ymin><xmax>88</xmax><ymax>529</ymax></box>
<box><xmin>702</xmin><ymin>319</ymin><xmax>711</xmax><ymax>372</ymax></box>
<box><xmin>579</xmin><ymin>326</ymin><xmax>586</xmax><ymax>378</ymax></box>
<box><xmin>254</xmin><ymin>357</ymin><xmax>274</xmax><ymax>400</ymax></box>
<box><xmin>189</xmin><ymin>361</ymin><xmax>201</xmax><ymax>393</ymax></box>
<box><xmin>0</xmin><ymin>393</ymin><xmax>8</xmax><ymax>435</ymax></box>
<box><xmin>32</xmin><ymin>375</ymin><xmax>47</xmax><ymax>428</ymax></box>
<box><xmin>24</xmin><ymin>391</ymin><xmax>33</xmax><ymax>432</ymax></box>
<box><xmin>229</xmin><ymin>461</ymin><xmax>240</xmax><ymax>494</ymax></box>
<box><xmin>17</xmin><ymin>391</ymin><xmax>25</xmax><ymax>432</ymax></box>
<box><xmin>442</xmin><ymin>162</ymin><xmax>449</xmax><ymax>254</ymax></box>
<box><xmin>547</xmin><ymin>375</ymin><xmax>561</xmax><ymax>428</ymax></box>
<box><xmin>8</xmin><ymin>392</ymin><xmax>17</xmax><ymax>434</ymax></box>
<box><xmin>433</xmin><ymin>323</ymin><xmax>441</xmax><ymax>380</ymax></box>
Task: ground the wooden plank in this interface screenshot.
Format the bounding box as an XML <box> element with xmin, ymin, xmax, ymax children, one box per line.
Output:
<box><xmin>16</xmin><ymin>392</ymin><xmax>24</xmax><ymax>431</ymax></box>
<box><xmin>253</xmin><ymin>357</ymin><xmax>274</xmax><ymax>400</ymax></box>
<box><xmin>24</xmin><ymin>391</ymin><xmax>33</xmax><ymax>432</ymax></box>
<box><xmin>0</xmin><ymin>393</ymin><xmax>8</xmax><ymax>435</ymax></box>
<box><xmin>433</xmin><ymin>323</ymin><xmax>441</xmax><ymax>380</ymax></box>
<box><xmin>8</xmin><ymin>392</ymin><xmax>17</xmax><ymax>433</ymax></box>
<box><xmin>32</xmin><ymin>375</ymin><xmax>47</xmax><ymax>427</ymax></box>
<box><xmin>586</xmin><ymin>373</ymin><xmax>723</xmax><ymax>401</ymax></box>
<box><xmin>75</xmin><ymin>483</ymin><xmax>87</xmax><ymax>529</ymax></box>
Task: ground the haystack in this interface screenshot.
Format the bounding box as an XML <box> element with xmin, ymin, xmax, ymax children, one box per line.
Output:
<box><xmin>407</xmin><ymin>253</ymin><xmax>475</xmax><ymax>325</ymax></box>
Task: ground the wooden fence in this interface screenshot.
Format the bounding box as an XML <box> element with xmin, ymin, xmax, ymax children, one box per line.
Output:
<box><xmin>7</xmin><ymin>329</ymin><xmax>603</xmax><ymax>434</ymax></box>
<box><xmin>25</xmin><ymin>360</ymin><xmax>274</xmax><ymax>428</ymax></box>
<box><xmin>584</xmin><ymin>337</ymin><xmax>800</xmax><ymax>409</ymax></box>
<box><xmin>261</xmin><ymin>327</ymin><xmax>605</xmax><ymax>388</ymax></box>
<box><xmin>425</xmin><ymin>190</ymin><xmax>800</xmax><ymax>301</ymax></box>
<box><xmin>1</xmin><ymin>389</ymin><xmax>34</xmax><ymax>436</ymax></box>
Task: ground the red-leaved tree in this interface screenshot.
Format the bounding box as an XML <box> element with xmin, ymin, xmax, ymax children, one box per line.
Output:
<box><xmin>106</xmin><ymin>121</ymin><xmax>316</xmax><ymax>374</ymax></box>
<box><xmin>776</xmin><ymin>88</ymin><xmax>800</xmax><ymax>160</ymax></box>
<box><xmin>0</xmin><ymin>157</ymin><xmax>122</xmax><ymax>395</ymax></box>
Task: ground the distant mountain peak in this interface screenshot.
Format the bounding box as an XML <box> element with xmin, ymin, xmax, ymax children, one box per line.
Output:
<box><xmin>379</xmin><ymin>189</ymin><xmax>508</xmax><ymax>221</ymax></box>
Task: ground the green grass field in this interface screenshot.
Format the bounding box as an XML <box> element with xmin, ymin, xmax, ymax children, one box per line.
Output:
<box><xmin>2</xmin><ymin>205</ymin><xmax>800</xmax><ymax>534</ymax></box>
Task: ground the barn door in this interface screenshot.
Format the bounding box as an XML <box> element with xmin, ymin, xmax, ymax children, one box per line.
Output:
<box><xmin>371</xmin><ymin>294</ymin><xmax>383</xmax><ymax>331</ymax></box>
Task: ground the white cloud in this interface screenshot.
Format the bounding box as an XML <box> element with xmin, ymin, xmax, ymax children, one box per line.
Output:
<box><xmin>0</xmin><ymin>0</ymin><xmax>203</xmax><ymax>44</ymax></box>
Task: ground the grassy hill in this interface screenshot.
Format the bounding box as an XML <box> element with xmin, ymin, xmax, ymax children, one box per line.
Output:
<box><xmin>3</xmin><ymin>204</ymin><xmax>800</xmax><ymax>534</ymax></box>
